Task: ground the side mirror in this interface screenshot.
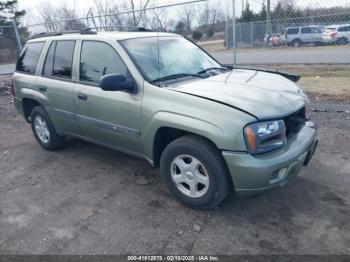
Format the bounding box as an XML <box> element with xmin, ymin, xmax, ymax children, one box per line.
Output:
<box><xmin>100</xmin><ymin>74</ymin><xmax>136</xmax><ymax>93</ymax></box>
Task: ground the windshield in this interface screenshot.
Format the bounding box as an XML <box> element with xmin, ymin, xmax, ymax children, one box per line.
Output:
<box><xmin>120</xmin><ymin>36</ymin><xmax>222</xmax><ymax>82</ymax></box>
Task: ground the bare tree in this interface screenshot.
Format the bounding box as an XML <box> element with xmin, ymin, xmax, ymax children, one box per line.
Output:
<box><xmin>151</xmin><ymin>7</ymin><xmax>170</xmax><ymax>31</ymax></box>
<box><xmin>198</xmin><ymin>2</ymin><xmax>224</xmax><ymax>31</ymax></box>
<box><xmin>180</xmin><ymin>6</ymin><xmax>194</xmax><ymax>33</ymax></box>
<box><xmin>37</xmin><ymin>2</ymin><xmax>85</xmax><ymax>31</ymax></box>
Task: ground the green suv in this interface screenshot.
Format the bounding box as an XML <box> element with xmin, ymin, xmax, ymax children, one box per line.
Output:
<box><xmin>12</xmin><ymin>30</ymin><xmax>318</xmax><ymax>209</ymax></box>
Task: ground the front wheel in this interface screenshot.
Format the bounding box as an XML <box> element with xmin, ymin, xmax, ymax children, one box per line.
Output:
<box><xmin>160</xmin><ymin>135</ymin><xmax>232</xmax><ymax>209</ymax></box>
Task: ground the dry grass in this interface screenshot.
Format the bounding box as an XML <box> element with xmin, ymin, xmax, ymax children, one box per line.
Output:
<box><xmin>299</xmin><ymin>77</ymin><xmax>350</xmax><ymax>101</ymax></box>
<box><xmin>241</xmin><ymin>64</ymin><xmax>350</xmax><ymax>101</ymax></box>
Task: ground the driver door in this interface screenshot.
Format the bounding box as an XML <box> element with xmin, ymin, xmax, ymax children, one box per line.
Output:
<box><xmin>74</xmin><ymin>40</ymin><xmax>143</xmax><ymax>154</ymax></box>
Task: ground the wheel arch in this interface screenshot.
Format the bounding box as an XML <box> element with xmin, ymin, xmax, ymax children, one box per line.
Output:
<box><xmin>152</xmin><ymin>127</ymin><xmax>221</xmax><ymax>168</ymax></box>
<box><xmin>143</xmin><ymin>111</ymin><xmax>227</xmax><ymax>167</ymax></box>
<box><xmin>22</xmin><ymin>98</ymin><xmax>42</xmax><ymax>123</ymax></box>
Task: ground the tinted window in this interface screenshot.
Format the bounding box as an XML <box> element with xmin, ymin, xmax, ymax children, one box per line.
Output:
<box><xmin>43</xmin><ymin>40</ymin><xmax>75</xmax><ymax>79</ymax></box>
<box><xmin>310</xmin><ymin>27</ymin><xmax>321</xmax><ymax>33</ymax></box>
<box><xmin>16</xmin><ymin>42</ymin><xmax>45</xmax><ymax>74</ymax></box>
<box><xmin>80</xmin><ymin>41</ymin><xmax>128</xmax><ymax>84</ymax></box>
<box><xmin>43</xmin><ymin>41</ymin><xmax>55</xmax><ymax>76</ymax></box>
<box><xmin>54</xmin><ymin>41</ymin><xmax>75</xmax><ymax>78</ymax></box>
<box><xmin>301</xmin><ymin>27</ymin><xmax>311</xmax><ymax>34</ymax></box>
<box><xmin>338</xmin><ymin>26</ymin><xmax>350</xmax><ymax>32</ymax></box>
<box><xmin>287</xmin><ymin>28</ymin><xmax>299</xmax><ymax>35</ymax></box>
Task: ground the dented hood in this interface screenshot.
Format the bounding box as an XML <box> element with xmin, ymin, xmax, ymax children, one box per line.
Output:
<box><xmin>168</xmin><ymin>69</ymin><xmax>308</xmax><ymax>119</ymax></box>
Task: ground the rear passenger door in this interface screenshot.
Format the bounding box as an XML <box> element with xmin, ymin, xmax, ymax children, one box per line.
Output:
<box><xmin>40</xmin><ymin>40</ymin><xmax>79</xmax><ymax>134</ymax></box>
<box><xmin>14</xmin><ymin>42</ymin><xmax>45</xmax><ymax>104</ymax></box>
<box><xmin>300</xmin><ymin>27</ymin><xmax>312</xmax><ymax>42</ymax></box>
<box><xmin>74</xmin><ymin>40</ymin><xmax>143</xmax><ymax>154</ymax></box>
<box><xmin>310</xmin><ymin>27</ymin><xmax>322</xmax><ymax>43</ymax></box>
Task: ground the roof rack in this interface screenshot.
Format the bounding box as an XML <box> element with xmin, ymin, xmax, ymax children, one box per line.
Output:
<box><xmin>30</xmin><ymin>28</ymin><xmax>97</xmax><ymax>39</ymax></box>
<box><xmin>30</xmin><ymin>26</ymin><xmax>152</xmax><ymax>39</ymax></box>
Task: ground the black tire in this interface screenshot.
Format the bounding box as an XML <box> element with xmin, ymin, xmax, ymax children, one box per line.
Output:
<box><xmin>160</xmin><ymin>135</ymin><xmax>232</xmax><ymax>209</ymax></box>
<box><xmin>292</xmin><ymin>39</ymin><xmax>302</xmax><ymax>47</ymax></box>
<box><xmin>337</xmin><ymin>38</ymin><xmax>347</xmax><ymax>45</ymax></box>
<box><xmin>30</xmin><ymin>105</ymin><xmax>65</xmax><ymax>150</ymax></box>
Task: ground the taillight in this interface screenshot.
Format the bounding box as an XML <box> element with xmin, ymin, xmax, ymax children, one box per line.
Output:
<box><xmin>11</xmin><ymin>78</ymin><xmax>15</xmax><ymax>96</ymax></box>
<box><xmin>330</xmin><ymin>32</ymin><xmax>337</xmax><ymax>38</ymax></box>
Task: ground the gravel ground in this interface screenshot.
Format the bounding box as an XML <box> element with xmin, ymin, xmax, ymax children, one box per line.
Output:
<box><xmin>0</xmin><ymin>75</ymin><xmax>349</xmax><ymax>255</ymax></box>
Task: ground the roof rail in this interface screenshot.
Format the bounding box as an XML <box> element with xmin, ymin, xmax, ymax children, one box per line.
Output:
<box><xmin>30</xmin><ymin>28</ymin><xmax>97</xmax><ymax>39</ymax></box>
<box><xmin>30</xmin><ymin>26</ymin><xmax>153</xmax><ymax>40</ymax></box>
<box><xmin>115</xmin><ymin>26</ymin><xmax>152</xmax><ymax>32</ymax></box>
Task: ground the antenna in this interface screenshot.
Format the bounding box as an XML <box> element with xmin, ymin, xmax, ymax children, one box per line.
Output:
<box><xmin>157</xmin><ymin>0</ymin><xmax>160</xmax><ymax>81</ymax></box>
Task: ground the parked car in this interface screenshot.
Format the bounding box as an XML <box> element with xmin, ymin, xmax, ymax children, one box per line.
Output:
<box><xmin>322</xmin><ymin>24</ymin><xmax>350</xmax><ymax>45</ymax></box>
<box><xmin>264</xmin><ymin>33</ymin><xmax>286</xmax><ymax>47</ymax></box>
<box><xmin>286</xmin><ymin>26</ymin><xmax>324</xmax><ymax>47</ymax></box>
<box><xmin>12</xmin><ymin>29</ymin><xmax>318</xmax><ymax>209</ymax></box>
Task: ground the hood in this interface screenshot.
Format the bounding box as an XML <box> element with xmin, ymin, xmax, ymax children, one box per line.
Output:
<box><xmin>168</xmin><ymin>69</ymin><xmax>308</xmax><ymax>119</ymax></box>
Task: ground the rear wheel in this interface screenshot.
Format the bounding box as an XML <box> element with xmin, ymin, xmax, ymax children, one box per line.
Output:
<box><xmin>30</xmin><ymin>106</ymin><xmax>65</xmax><ymax>150</ymax></box>
<box><xmin>160</xmin><ymin>135</ymin><xmax>232</xmax><ymax>209</ymax></box>
<box><xmin>292</xmin><ymin>39</ymin><xmax>302</xmax><ymax>47</ymax></box>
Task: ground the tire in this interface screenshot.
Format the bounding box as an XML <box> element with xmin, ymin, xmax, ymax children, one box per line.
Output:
<box><xmin>292</xmin><ymin>39</ymin><xmax>302</xmax><ymax>47</ymax></box>
<box><xmin>160</xmin><ymin>135</ymin><xmax>232</xmax><ymax>209</ymax></box>
<box><xmin>337</xmin><ymin>38</ymin><xmax>347</xmax><ymax>45</ymax></box>
<box><xmin>30</xmin><ymin>105</ymin><xmax>65</xmax><ymax>150</ymax></box>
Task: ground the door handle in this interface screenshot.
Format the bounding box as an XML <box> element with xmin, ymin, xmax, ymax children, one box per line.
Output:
<box><xmin>38</xmin><ymin>86</ymin><xmax>47</xmax><ymax>92</ymax></box>
<box><xmin>77</xmin><ymin>93</ymin><xmax>88</xmax><ymax>101</ymax></box>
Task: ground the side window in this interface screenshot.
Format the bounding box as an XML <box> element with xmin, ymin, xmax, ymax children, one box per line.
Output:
<box><xmin>79</xmin><ymin>41</ymin><xmax>128</xmax><ymax>84</ymax></box>
<box><xmin>311</xmin><ymin>28</ymin><xmax>321</xmax><ymax>33</ymax></box>
<box><xmin>16</xmin><ymin>42</ymin><xmax>45</xmax><ymax>74</ymax></box>
<box><xmin>301</xmin><ymin>27</ymin><xmax>311</xmax><ymax>34</ymax></box>
<box><xmin>43</xmin><ymin>40</ymin><xmax>75</xmax><ymax>79</ymax></box>
<box><xmin>287</xmin><ymin>28</ymin><xmax>298</xmax><ymax>35</ymax></box>
<box><xmin>339</xmin><ymin>26</ymin><xmax>350</xmax><ymax>32</ymax></box>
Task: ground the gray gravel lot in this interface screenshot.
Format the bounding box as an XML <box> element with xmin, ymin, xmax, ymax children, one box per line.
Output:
<box><xmin>0</xmin><ymin>75</ymin><xmax>349</xmax><ymax>255</ymax></box>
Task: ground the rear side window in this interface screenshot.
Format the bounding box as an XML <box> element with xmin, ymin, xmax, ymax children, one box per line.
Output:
<box><xmin>310</xmin><ymin>27</ymin><xmax>321</xmax><ymax>33</ymax></box>
<box><xmin>16</xmin><ymin>42</ymin><xmax>45</xmax><ymax>74</ymax></box>
<box><xmin>79</xmin><ymin>41</ymin><xmax>128</xmax><ymax>84</ymax></box>
<box><xmin>287</xmin><ymin>28</ymin><xmax>299</xmax><ymax>35</ymax></box>
<box><xmin>43</xmin><ymin>40</ymin><xmax>75</xmax><ymax>79</ymax></box>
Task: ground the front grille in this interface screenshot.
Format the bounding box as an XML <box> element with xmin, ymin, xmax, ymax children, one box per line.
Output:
<box><xmin>283</xmin><ymin>107</ymin><xmax>306</xmax><ymax>138</ymax></box>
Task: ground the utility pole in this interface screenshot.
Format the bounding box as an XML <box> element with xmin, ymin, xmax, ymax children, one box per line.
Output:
<box><xmin>232</xmin><ymin>0</ymin><xmax>236</xmax><ymax>65</ymax></box>
<box><xmin>12</xmin><ymin>20</ymin><xmax>22</xmax><ymax>51</ymax></box>
<box><xmin>266</xmin><ymin>0</ymin><xmax>271</xmax><ymax>35</ymax></box>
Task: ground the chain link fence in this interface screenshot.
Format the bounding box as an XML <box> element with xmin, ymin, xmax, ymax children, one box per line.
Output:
<box><xmin>0</xmin><ymin>22</ymin><xmax>22</xmax><ymax>70</ymax></box>
<box><xmin>1</xmin><ymin>0</ymin><xmax>350</xmax><ymax>98</ymax></box>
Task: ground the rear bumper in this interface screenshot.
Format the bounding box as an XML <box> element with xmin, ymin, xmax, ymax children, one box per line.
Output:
<box><xmin>322</xmin><ymin>37</ymin><xmax>337</xmax><ymax>43</ymax></box>
<box><xmin>222</xmin><ymin>123</ymin><xmax>317</xmax><ymax>196</ymax></box>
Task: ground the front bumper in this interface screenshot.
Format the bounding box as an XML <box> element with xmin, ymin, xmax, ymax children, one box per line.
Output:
<box><xmin>222</xmin><ymin>122</ymin><xmax>317</xmax><ymax>196</ymax></box>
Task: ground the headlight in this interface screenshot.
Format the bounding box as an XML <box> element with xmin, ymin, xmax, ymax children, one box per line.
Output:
<box><xmin>244</xmin><ymin>120</ymin><xmax>286</xmax><ymax>154</ymax></box>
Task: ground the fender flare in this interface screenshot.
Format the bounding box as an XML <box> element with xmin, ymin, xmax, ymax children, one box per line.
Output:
<box><xmin>142</xmin><ymin>111</ymin><xmax>226</xmax><ymax>162</ymax></box>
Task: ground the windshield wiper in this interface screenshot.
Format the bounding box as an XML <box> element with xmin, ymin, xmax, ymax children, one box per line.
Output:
<box><xmin>151</xmin><ymin>73</ymin><xmax>205</xmax><ymax>83</ymax></box>
<box><xmin>196</xmin><ymin>67</ymin><xmax>229</xmax><ymax>75</ymax></box>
